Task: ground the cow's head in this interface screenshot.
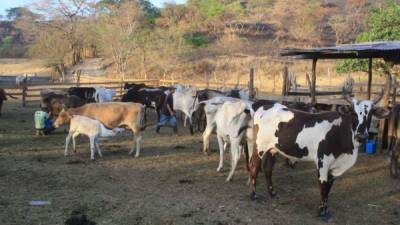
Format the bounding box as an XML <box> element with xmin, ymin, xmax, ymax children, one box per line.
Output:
<box><xmin>53</xmin><ymin>109</ymin><xmax>72</xmax><ymax>128</ymax></box>
<box><xmin>340</xmin><ymin>90</ymin><xmax>390</xmax><ymax>142</ymax></box>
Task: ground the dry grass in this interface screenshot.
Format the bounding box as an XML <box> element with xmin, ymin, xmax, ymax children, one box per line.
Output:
<box><xmin>0</xmin><ymin>58</ymin><xmax>51</xmax><ymax>76</ymax></box>
<box><xmin>0</xmin><ymin>100</ymin><xmax>399</xmax><ymax>225</ymax></box>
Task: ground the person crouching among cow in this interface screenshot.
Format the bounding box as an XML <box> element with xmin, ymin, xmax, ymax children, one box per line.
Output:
<box><xmin>34</xmin><ymin>108</ymin><xmax>55</xmax><ymax>136</ymax></box>
<box><xmin>156</xmin><ymin>87</ymin><xmax>177</xmax><ymax>134</ymax></box>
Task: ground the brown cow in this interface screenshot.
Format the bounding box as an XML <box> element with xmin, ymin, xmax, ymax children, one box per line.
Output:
<box><xmin>40</xmin><ymin>90</ymin><xmax>85</xmax><ymax>117</ymax></box>
<box><xmin>54</xmin><ymin>102</ymin><xmax>146</xmax><ymax>157</ymax></box>
<box><xmin>0</xmin><ymin>88</ymin><xmax>17</xmax><ymax>116</ymax></box>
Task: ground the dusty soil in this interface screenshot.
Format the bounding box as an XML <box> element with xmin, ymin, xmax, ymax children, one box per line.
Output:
<box><xmin>0</xmin><ymin>101</ymin><xmax>399</xmax><ymax>225</ymax></box>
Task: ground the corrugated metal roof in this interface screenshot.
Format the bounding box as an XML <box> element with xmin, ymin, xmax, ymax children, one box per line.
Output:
<box><xmin>280</xmin><ymin>41</ymin><xmax>400</xmax><ymax>60</ymax></box>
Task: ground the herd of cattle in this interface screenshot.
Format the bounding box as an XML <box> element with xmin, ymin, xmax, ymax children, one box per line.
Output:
<box><xmin>1</xmin><ymin>81</ymin><xmax>400</xmax><ymax>219</ymax></box>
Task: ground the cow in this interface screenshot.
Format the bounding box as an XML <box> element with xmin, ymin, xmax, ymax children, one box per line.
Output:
<box><xmin>202</xmin><ymin>96</ymin><xmax>248</xmax><ymax>155</ymax></box>
<box><xmin>53</xmin><ymin>102</ymin><xmax>146</xmax><ymax>157</ymax></box>
<box><xmin>0</xmin><ymin>88</ymin><xmax>17</xmax><ymax>116</ymax></box>
<box><xmin>124</xmin><ymin>83</ymin><xmax>147</xmax><ymax>91</ymax></box>
<box><xmin>16</xmin><ymin>73</ymin><xmax>35</xmax><ymax>86</ymax></box>
<box><xmin>63</xmin><ymin>115</ymin><xmax>124</xmax><ymax>160</ymax></box>
<box><xmin>94</xmin><ymin>87</ymin><xmax>115</xmax><ymax>103</ymax></box>
<box><xmin>388</xmin><ymin>104</ymin><xmax>400</xmax><ymax>178</ymax></box>
<box><xmin>67</xmin><ymin>87</ymin><xmax>96</xmax><ymax>103</ymax></box>
<box><xmin>247</xmin><ymin>92</ymin><xmax>389</xmax><ymax>219</ymax></box>
<box><xmin>173</xmin><ymin>86</ymin><xmax>199</xmax><ymax>134</ymax></box>
<box><xmin>208</xmin><ymin>100</ymin><xmax>254</xmax><ymax>181</ymax></box>
<box><xmin>40</xmin><ymin>91</ymin><xmax>85</xmax><ymax>117</ymax></box>
<box><xmin>121</xmin><ymin>88</ymin><xmax>166</xmax><ymax>122</ymax></box>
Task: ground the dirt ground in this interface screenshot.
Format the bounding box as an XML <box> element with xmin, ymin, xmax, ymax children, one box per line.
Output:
<box><xmin>0</xmin><ymin>101</ymin><xmax>399</xmax><ymax>225</ymax></box>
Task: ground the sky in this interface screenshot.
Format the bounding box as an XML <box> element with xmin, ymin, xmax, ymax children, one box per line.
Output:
<box><xmin>0</xmin><ymin>0</ymin><xmax>187</xmax><ymax>17</ymax></box>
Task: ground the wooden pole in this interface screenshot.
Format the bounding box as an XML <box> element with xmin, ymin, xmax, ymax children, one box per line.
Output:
<box><xmin>249</xmin><ymin>66</ymin><xmax>255</xmax><ymax>100</ymax></box>
<box><xmin>378</xmin><ymin>72</ymin><xmax>392</xmax><ymax>152</ymax></box>
<box><xmin>367</xmin><ymin>58</ymin><xmax>372</xmax><ymax>100</ymax></box>
<box><xmin>311</xmin><ymin>58</ymin><xmax>317</xmax><ymax>105</ymax></box>
<box><xmin>281</xmin><ymin>64</ymin><xmax>289</xmax><ymax>96</ymax></box>
<box><xmin>22</xmin><ymin>83</ymin><xmax>27</xmax><ymax>107</ymax></box>
<box><xmin>392</xmin><ymin>76</ymin><xmax>397</xmax><ymax>106</ymax></box>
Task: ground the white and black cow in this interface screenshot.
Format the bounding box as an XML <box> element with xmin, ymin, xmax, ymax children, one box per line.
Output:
<box><xmin>121</xmin><ymin>87</ymin><xmax>166</xmax><ymax>122</ymax></box>
<box><xmin>247</xmin><ymin>93</ymin><xmax>389</xmax><ymax>219</ymax></box>
<box><xmin>67</xmin><ymin>87</ymin><xmax>96</xmax><ymax>103</ymax></box>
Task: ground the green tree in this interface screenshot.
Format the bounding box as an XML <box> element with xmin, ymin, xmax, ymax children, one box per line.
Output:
<box><xmin>336</xmin><ymin>3</ymin><xmax>400</xmax><ymax>74</ymax></box>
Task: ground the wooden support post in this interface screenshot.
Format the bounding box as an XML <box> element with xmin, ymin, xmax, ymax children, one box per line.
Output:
<box><xmin>367</xmin><ymin>58</ymin><xmax>372</xmax><ymax>100</ymax></box>
<box><xmin>249</xmin><ymin>66</ymin><xmax>255</xmax><ymax>100</ymax></box>
<box><xmin>392</xmin><ymin>76</ymin><xmax>397</xmax><ymax>106</ymax></box>
<box><xmin>378</xmin><ymin>72</ymin><xmax>392</xmax><ymax>152</ymax></box>
<box><xmin>311</xmin><ymin>58</ymin><xmax>317</xmax><ymax>105</ymax></box>
<box><xmin>76</xmin><ymin>70</ymin><xmax>81</xmax><ymax>87</ymax></box>
<box><xmin>22</xmin><ymin>83</ymin><xmax>27</xmax><ymax>107</ymax></box>
<box><xmin>281</xmin><ymin>65</ymin><xmax>289</xmax><ymax>96</ymax></box>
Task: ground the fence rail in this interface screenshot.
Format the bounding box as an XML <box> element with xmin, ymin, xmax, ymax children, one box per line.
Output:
<box><xmin>3</xmin><ymin>79</ymin><xmax>251</xmax><ymax>106</ymax></box>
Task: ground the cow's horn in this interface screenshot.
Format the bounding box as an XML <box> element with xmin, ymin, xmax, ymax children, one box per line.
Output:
<box><xmin>372</xmin><ymin>89</ymin><xmax>384</xmax><ymax>106</ymax></box>
<box><xmin>342</xmin><ymin>88</ymin><xmax>353</xmax><ymax>106</ymax></box>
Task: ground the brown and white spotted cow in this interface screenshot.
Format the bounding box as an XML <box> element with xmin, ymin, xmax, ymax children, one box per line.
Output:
<box><xmin>247</xmin><ymin>93</ymin><xmax>389</xmax><ymax>219</ymax></box>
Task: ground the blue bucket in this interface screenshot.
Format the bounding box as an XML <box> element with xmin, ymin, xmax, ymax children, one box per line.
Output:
<box><xmin>365</xmin><ymin>140</ymin><xmax>376</xmax><ymax>154</ymax></box>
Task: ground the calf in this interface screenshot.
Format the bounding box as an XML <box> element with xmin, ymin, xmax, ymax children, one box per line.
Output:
<box><xmin>64</xmin><ymin>115</ymin><xmax>124</xmax><ymax>160</ymax></box>
<box><xmin>247</xmin><ymin>93</ymin><xmax>389</xmax><ymax>218</ymax></box>
<box><xmin>54</xmin><ymin>102</ymin><xmax>145</xmax><ymax>157</ymax></box>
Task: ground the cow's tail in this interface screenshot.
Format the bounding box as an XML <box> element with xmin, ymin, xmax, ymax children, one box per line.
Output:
<box><xmin>139</xmin><ymin>105</ymin><xmax>147</xmax><ymax>131</ymax></box>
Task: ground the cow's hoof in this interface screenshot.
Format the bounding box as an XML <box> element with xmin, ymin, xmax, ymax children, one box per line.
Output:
<box><xmin>250</xmin><ymin>191</ymin><xmax>257</xmax><ymax>201</ymax></box>
<box><xmin>134</xmin><ymin>155</ymin><xmax>140</xmax><ymax>158</ymax></box>
<box><xmin>269</xmin><ymin>191</ymin><xmax>277</xmax><ymax>198</ymax></box>
<box><xmin>216</xmin><ymin>167</ymin><xmax>222</xmax><ymax>172</ymax></box>
<box><xmin>319</xmin><ymin>212</ymin><xmax>331</xmax><ymax>222</ymax></box>
<box><xmin>318</xmin><ymin>209</ymin><xmax>331</xmax><ymax>221</ymax></box>
<box><xmin>226</xmin><ymin>177</ymin><xmax>233</xmax><ymax>182</ymax></box>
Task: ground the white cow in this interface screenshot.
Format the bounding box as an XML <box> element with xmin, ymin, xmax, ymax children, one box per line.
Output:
<box><xmin>202</xmin><ymin>97</ymin><xmax>254</xmax><ymax>181</ymax></box>
<box><xmin>64</xmin><ymin>115</ymin><xmax>124</xmax><ymax>160</ymax></box>
<box><xmin>173</xmin><ymin>85</ymin><xmax>199</xmax><ymax>134</ymax></box>
<box><xmin>94</xmin><ymin>87</ymin><xmax>115</xmax><ymax>103</ymax></box>
<box><xmin>16</xmin><ymin>74</ymin><xmax>35</xmax><ymax>86</ymax></box>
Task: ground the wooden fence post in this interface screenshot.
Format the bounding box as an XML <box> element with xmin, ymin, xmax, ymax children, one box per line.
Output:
<box><xmin>281</xmin><ymin>65</ymin><xmax>288</xmax><ymax>96</ymax></box>
<box><xmin>22</xmin><ymin>83</ymin><xmax>27</xmax><ymax>107</ymax></box>
<box><xmin>249</xmin><ymin>66</ymin><xmax>255</xmax><ymax>100</ymax></box>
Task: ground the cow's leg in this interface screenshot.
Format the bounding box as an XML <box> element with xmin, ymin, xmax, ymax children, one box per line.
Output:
<box><xmin>216</xmin><ymin>135</ymin><xmax>225</xmax><ymax>172</ymax></box>
<box><xmin>89</xmin><ymin>136</ymin><xmax>96</xmax><ymax>160</ymax></box>
<box><xmin>262</xmin><ymin>151</ymin><xmax>277</xmax><ymax>197</ymax></box>
<box><xmin>188</xmin><ymin>115</ymin><xmax>194</xmax><ymax>135</ymax></box>
<box><xmin>226</xmin><ymin>139</ymin><xmax>241</xmax><ymax>182</ymax></box>
<box><xmin>72</xmin><ymin>133</ymin><xmax>79</xmax><ymax>153</ymax></box>
<box><xmin>129</xmin><ymin>130</ymin><xmax>142</xmax><ymax>158</ymax></box>
<box><xmin>390</xmin><ymin>138</ymin><xmax>399</xmax><ymax>178</ymax></box>
<box><xmin>317</xmin><ymin>168</ymin><xmax>333</xmax><ymax>219</ymax></box>
<box><xmin>249</xmin><ymin>124</ymin><xmax>261</xmax><ymax>200</ymax></box>
<box><xmin>202</xmin><ymin>124</ymin><xmax>214</xmax><ymax>155</ymax></box>
<box><xmin>95</xmin><ymin>138</ymin><xmax>102</xmax><ymax>158</ymax></box>
<box><xmin>249</xmin><ymin>152</ymin><xmax>261</xmax><ymax>200</ymax></box>
<box><xmin>64</xmin><ymin>132</ymin><xmax>72</xmax><ymax>156</ymax></box>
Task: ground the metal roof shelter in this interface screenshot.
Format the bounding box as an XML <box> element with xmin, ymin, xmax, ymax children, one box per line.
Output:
<box><xmin>280</xmin><ymin>41</ymin><xmax>400</xmax><ymax>104</ymax></box>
